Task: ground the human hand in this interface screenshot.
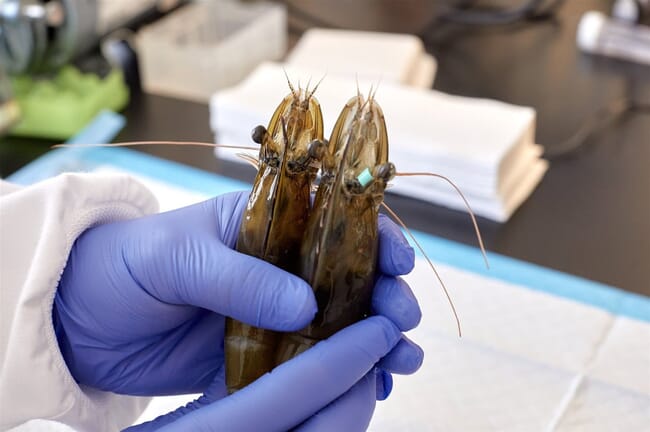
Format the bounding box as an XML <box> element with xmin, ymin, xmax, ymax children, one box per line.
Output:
<box><xmin>54</xmin><ymin>191</ymin><xmax>423</xmax><ymax>430</ymax></box>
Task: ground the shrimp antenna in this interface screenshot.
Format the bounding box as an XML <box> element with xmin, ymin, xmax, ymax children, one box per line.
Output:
<box><xmin>305</xmin><ymin>76</ymin><xmax>312</xmax><ymax>95</ymax></box>
<box><xmin>355</xmin><ymin>74</ymin><xmax>361</xmax><ymax>99</ymax></box>
<box><xmin>381</xmin><ymin>201</ymin><xmax>462</xmax><ymax>337</ymax></box>
<box><xmin>282</xmin><ymin>68</ymin><xmax>298</xmax><ymax>98</ymax></box>
<box><xmin>369</xmin><ymin>76</ymin><xmax>382</xmax><ymax>103</ymax></box>
<box><xmin>354</xmin><ymin>75</ymin><xmax>365</xmax><ymax>107</ymax></box>
<box><xmin>361</xmin><ymin>84</ymin><xmax>374</xmax><ymax>110</ymax></box>
<box><xmin>236</xmin><ymin>152</ymin><xmax>260</xmax><ymax>170</ymax></box>
<box><xmin>396</xmin><ymin>171</ymin><xmax>489</xmax><ymax>269</ymax></box>
<box><xmin>51</xmin><ymin>141</ymin><xmax>260</xmax><ymax>151</ymax></box>
<box><xmin>307</xmin><ymin>73</ymin><xmax>326</xmax><ymax>101</ymax></box>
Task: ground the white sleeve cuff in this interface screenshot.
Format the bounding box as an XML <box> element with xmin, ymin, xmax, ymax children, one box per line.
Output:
<box><xmin>1</xmin><ymin>173</ymin><xmax>159</xmax><ymax>431</ymax></box>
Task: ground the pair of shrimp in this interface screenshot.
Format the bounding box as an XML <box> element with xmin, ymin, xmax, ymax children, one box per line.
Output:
<box><xmin>54</xmin><ymin>76</ymin><xmax>488</xmax><ymax>393</ymax></box>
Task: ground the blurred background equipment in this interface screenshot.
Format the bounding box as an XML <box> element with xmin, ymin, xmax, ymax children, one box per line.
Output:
<box><xmin>136</xmin><ymin>0</ymin><xmax>287</xmax><ymax>102</ymax></box>
<box><xmin>0</xmin><ymin>0</ymin><xmax>97</xmax><ymax>74</ymax></box>
<box><xmin>611</xmin><ymin>0</ymin><xmax>650</xmax><ymax>23</ymax></box>
<box><xmin>0</xmin><ymin>0</ymin><xmax>189</xmax><ymax>74</ymax></box>
<box><xmin>0</xmin><ymin>0</ymin><xmax>189</xmax><ymax>140</ymax></box>
<box><xmin>279</xmin><ymin>0</ymin><xmax>568</xmax><ymax>35</ymax></box>
<box><xmin>577</xmin><ymin>10</ymin><xmax>650</xmax><ymax>66</ymax></box>
<box><xmin>0</xmin><ymin>65</ymin><xmax>20</xmax><ymax>135</ymax></box>
<box><xmin>546</xmin><ymin>0</ymin><xmax>650</xmax><ymax>159</ymax></box>
<box><xmin>9</xmin><ymin>66</ymin><xmax>128</xmax><ymax>139</ymax></box>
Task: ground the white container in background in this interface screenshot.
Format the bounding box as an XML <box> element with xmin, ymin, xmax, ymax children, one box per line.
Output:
<box><xmin>577</xmin><ymin>10</ymin><xmax>650</xmax><ymax>66</ymax></box>
<box><xmin>136</xmin><ymin>0</ymin><xmax>287</xmax><ymax>102</ymax></box>
<box><xmin>287</xmin><ymin>28</ymin><xmax>437</xmax><ymax>88</ymax></box>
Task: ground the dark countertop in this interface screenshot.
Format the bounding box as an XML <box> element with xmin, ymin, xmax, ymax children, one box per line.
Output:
<box><xmin>1</xmin><ymin>0</ymin><xmax>648</xmax><ymax>296</ymax></box>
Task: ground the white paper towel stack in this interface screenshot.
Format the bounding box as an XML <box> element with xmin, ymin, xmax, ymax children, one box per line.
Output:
<box><xmin>210</xmin><ymin>32</ymin><xmax>547</xmax><ymax>222</ymax></box>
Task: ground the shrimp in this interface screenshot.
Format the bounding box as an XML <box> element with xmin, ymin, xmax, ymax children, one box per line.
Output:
<box><xmin>224</xmin><ymin>78</ymin><xmax>326</xmax><ymax>393</ymax></box>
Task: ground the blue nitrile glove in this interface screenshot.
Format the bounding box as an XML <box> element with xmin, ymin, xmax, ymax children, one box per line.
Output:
<box><xmin>54</xmin><ymin>191</ymin><xmax>423</xmax><ymax>431</ymax></box>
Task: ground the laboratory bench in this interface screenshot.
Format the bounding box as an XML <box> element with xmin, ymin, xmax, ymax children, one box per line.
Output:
<box><xmin>1</xmin><ymin>0</ymin><xmax>648</xmax><ymax>297</ymax></box>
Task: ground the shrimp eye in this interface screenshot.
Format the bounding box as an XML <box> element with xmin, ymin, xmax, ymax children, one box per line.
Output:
<box><xmin>251</xmin><ymin>125</ymin><xmax>267</xmax><ymax>144</ymax></box>
<box><xmin>345</xmin><ymin>178</ymin><xmax>363</xmax><ymax>193</ymax></box>
<box><xmin>373</xmin><ymin>162</ymin><xmax>396</xmax><ymax>182</ymax></box>
<box><xmin>308</xmin><ymin>139</ymin><xmax>327</xmax><ymax>160</ymax></box>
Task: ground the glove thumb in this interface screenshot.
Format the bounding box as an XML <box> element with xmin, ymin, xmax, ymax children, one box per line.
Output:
<box><xmin>187</xmin><ymin>243</ymin><xmax>318</xmax><ymax>331</ymax></box>
<box><xmin>123</xmin><ymin>194</ymin><xmax>317</xmax><ymax>331</ymax></box>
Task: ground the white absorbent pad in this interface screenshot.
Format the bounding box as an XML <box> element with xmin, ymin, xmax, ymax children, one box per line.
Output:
<box><xmin>368</xmin><ymin>262</ymin><xmax>650</xmax><ymax>431</ymax></box>
<box><xmin>210</xmin><ymin>62</ymin><xmax>547</xmax><ymax>222</ymax></box>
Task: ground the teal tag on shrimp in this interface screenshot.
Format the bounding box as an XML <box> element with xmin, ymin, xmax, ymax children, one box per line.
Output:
<box><xmin>357</xmin><ymin>168</ymin><xmax>373</xmax><ymax>187</ymax></box>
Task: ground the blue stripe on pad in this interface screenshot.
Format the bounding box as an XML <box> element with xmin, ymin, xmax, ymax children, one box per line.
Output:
<box><xmin>82</xmin><ymin>146</ymin><xmax>251</xmax><ymax>194</ymax></box>
<box><xmin>408</xmin><ymin>232</ymin><xmax>649</xmax><ymax>322</ymax></box>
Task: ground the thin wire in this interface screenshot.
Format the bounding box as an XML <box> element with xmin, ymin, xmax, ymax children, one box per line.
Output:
<box><xmin>236</xmin><ymin>152</ymin><xmax>260</xmax><ymax>169</ymax></box>
<box><xmin>438</xmin><ymin>0</ymin><xmax>565</xmax><ymax>26</ymax></box>
<box><xmin>544</xmin><ymin>99</ymin><xmax>650</xmax><ymax>160</ymax></box>
<box><xmin>381</xmin><ymin>201</ymin><xmax>462</xmax><ymax>338</ymax></box>
<box><xmin>285</xmin><ymin>2</ymin><xmax>342</xmax><ymax>30</ymax></box>
<box><xmin>395</xmin><ymin>172</ymin><xmax>489</xmax><ymax>269</ymax></box>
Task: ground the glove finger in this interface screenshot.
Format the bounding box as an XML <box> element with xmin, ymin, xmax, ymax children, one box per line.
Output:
<box><xmin>372</xmin><ymin>276</ymin><xmax>421</xmax><ymax>331</ymax></box>
<box><xmin>294</xmin><ymin>372</ymin><xmax>376</xmax><ymax>432</ymax></box>
<box><xmin>378</xmin><ymin>335</ymin><xmax>424</xmax><ymax>375</ymax></box>
<box><xmin>148</xmin><ymin>316</ymin><xmax>401</xmax><ymax>432</ymax></box>
<box><xmin>378</xmin><ymin>214</ymin><xmax>415</xmax><ymax>276</ymax></box>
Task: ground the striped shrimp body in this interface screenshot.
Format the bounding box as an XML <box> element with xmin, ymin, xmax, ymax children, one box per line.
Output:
<box><xmin>225</xmin><ymin>82</ymin><xmax>326</xmax><ymax>393</ymax></box>
<box><xmin>275</xmin><ymin>92</ymin><xmax>395</xmax><ymax>363</ymax></box>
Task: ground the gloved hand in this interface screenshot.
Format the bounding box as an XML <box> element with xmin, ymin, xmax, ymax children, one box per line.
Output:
<box><xmin>54</xmin><ymin>191</ymin><xmax>423</xmax><ymax>431</ymax></box>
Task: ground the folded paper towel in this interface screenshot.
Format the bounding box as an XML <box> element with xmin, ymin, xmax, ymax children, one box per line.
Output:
<box><xmin>210</xmin><ymin>62</ymin><xmax>547</xmax><ymax>222</ymax></box>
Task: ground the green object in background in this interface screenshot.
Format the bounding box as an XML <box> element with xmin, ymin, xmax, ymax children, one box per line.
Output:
<box><xmin>9</xmin><ymin>66</ymin><xmax>129</xmax><ymax>140</ymax></box>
